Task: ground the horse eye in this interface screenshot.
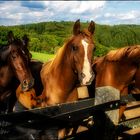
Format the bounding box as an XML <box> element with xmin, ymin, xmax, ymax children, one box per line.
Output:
<box><xmin>71</xmin><ymin>45</ymin><xmax>78</xmax><ymax>51</ymax></box>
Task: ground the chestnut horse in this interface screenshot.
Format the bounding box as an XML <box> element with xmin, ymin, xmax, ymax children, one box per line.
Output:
<box><xmin>39</xmin><ymin>19</ymin><xmax>95</xmax><ymax>106</ymax></box>
<box><xmin>91</xmin><ymin>45</ymin><xmax>140</xmax><ymax>120</ymax></box>
<box><xmin>0</xmin><ymin>32</ymin><xmax>34</xmax><ymax>113</ymax></box>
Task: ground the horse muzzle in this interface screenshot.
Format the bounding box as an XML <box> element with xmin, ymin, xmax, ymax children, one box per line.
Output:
<box><xmin>21</xmin><ymin>78</ymin><xmax>35</xmax><ymax>92</ymax></box>
<box><xmin>85</xmin><ymin>73</ymin><xmax>95</xmax><ymax>85</ymax></box>
<box><xmin>79</xmin><ymin>71</ymin><xmax>95</xmax><ymax>86</ymax></box>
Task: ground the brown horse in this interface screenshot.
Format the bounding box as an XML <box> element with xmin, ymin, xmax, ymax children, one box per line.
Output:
<box><xmin>16</xmin><ymin>59</ymin><xmax>43</xmax><ymax>110</ymax></box>
<box><xmin>39</xmin><ymin>19</ymin><xmax>95</xmax><ymax>106</ymax></box>
<box><xmin>91</xmin><ymin>45</ymin><xmax>140</xmax><ymax>120</ymax></box>
<box><xmin>6</xmin><ymin>32</ymin><xmax>34</xmax><ymax>91</ymax></box>
<box><xmin>0</xmin><ymin>32</ymin><xmax>34</xmax><ymax>113</ymax></box>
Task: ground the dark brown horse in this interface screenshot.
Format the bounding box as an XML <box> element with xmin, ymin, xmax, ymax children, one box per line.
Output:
<box><xmin>0</xmin><ymin>32</ymin><xmax>34</xmax><ymax>113</ymax></box>
<box><xmin>91</xmin><ymin>45</ymin><xmax>140</xmax><ymax>120</ymax></box>
<box><xmin>16</xmin><ymin>59</ymin><xmax>43</xmax><ymax>110</ymax></box>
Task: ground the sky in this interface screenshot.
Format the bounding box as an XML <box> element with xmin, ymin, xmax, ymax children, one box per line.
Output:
<box><xmin>0</xmin><ymin>1</ymin><xmax>140</xmax><ymax>26</ymax></box>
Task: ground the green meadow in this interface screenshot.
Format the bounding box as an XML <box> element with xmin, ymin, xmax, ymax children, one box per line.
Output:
<box><xmin>31</xmin><ymin>51</ymin><xmax>55</xmax><ymax>62</ymax></box>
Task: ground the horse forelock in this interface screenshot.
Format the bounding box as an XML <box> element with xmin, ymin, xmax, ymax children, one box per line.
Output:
<box><xmin>11</xmin><ymin>38</ymin><xmax>23</xmax><ymax>48</ymax></box>
<box><xmin>82</xmin><ymin>29</ymin><xmax>91</xmax><ymax>37</ymax></box>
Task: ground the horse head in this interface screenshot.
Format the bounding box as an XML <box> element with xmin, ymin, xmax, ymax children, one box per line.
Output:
<box><xmin>0</xmin><ymin>31</ymin><xmax>34</xmax><ymax>92</ymax></box>
<box><xmin>68</xmin><ymin>19</ymin><xmax>95</xmax><ymax>85</ymax></box>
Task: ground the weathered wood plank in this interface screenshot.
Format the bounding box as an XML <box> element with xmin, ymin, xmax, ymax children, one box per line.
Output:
<box><xmin>122</xmin><ymin>127</ymin><xmax>140</xmax><ymax>140</ymax></box>
<box><xmin>124</xmin><ymin>107</ymin><xmax>140</xmax><ymax>120</ymax></box>
<box><xmin>127</xmin><ymin>101</ymin><xmax>140</xmax><ymax>108</ymax></box>
<box><xmin>124</xmin><ymin>127</ymin><xmax>140</xmax><ymax>135</ymax></box>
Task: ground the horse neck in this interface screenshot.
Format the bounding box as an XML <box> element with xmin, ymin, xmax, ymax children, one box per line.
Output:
<box><xmin>0</xmin><ymin>65</ymin><xmax>14</xmax><ymax>87</ymax></box>
<box><xmin>0</xmin><ymin>64</ymin><xmax>19</xmax><ymax>102</ymax></box>
<box><xmin>95</xmin><ymin>59</ymin><xmax>136</xmax><ymax>93</ymax></box>
<box><xmin>40</xmin><ymin>46</ymin><xmax>78</xmax><ymax>105</ymax></box>
<box><xmin>51</xmin><ymin>46</ymin><xmax>77</xmax><ymax>88</ymax></box>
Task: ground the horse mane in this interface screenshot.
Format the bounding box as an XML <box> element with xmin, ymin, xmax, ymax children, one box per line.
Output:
<box><xmin>81</xmin><ymin>29</ymin><xmax>92</xmax><ymax>37</ymax></box>
<box><xmin>50</xmin><ymin>37</ymin><xmax>74</xmax><ymax>69</ymax></box>
<box><xmin>105</xmin><ymin>45</ymin><xmax>140</xmax><ymax>62</ymax></box>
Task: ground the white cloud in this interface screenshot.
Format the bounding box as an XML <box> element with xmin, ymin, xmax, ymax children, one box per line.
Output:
<box><xmin>104</xmin><ymin>10</ymin><xmax>140</xmax><ymax>21</ymax></box>
<box><xmin>0</xmin><ymin>1</ymin><xmax>140</xmax><ymax>25</ymax></box>
<box><xmin>119</xmin><ymin>11</ymin><xmax>140</xmax><ymax>20</ymax></box>
<box><xmin>70</xmin><ymin>1</ymin><xmax>106</xmax><ymax>14</ymax></box>
<box><xmin>0</xmin><ymin>1</ymin><xmax>27</xmax><ymax>25</ymax></box>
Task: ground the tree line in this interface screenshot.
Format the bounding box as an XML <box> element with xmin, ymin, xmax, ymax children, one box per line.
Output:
<box><xmin>0</xmin><ymin>21</ymin><xmax>140</xmax><ymax>56</ymax></box>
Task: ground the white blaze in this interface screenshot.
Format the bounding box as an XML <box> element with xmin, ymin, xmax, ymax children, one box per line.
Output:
<box><xmin>81</xmin><ymin>39</ymin><xmax>92</xmax><ymax>85</ymax></box>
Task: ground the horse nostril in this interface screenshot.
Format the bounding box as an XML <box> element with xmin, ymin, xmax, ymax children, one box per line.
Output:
<box><xmin>23</xmin><ymin>80</ymin><xmax>28</xmax><ymax>87</ymax></box>
<box><xmin>81</xmin><ymin>72</ymin><xmax>85</xmax><ymax>78</ymax></box>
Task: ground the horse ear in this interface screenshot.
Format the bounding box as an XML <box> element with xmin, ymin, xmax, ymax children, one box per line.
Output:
<box><xmin>22</xmin><ymin>35</ymin><xmax>29</xmax><ymax>47</ymax></box>
<box><xmin>7</xmin><ymin>31</ymin><xmax>15</xmax><ymax>43</ymax></box>
<box><xmin>73</xmin><ymin>19</ymin><xmax>81</xmax><ymax>35</ymax></box>
<box><xmin>88</xmin><ymin>21</ymin><xmax>95</xmax><ymax>35</ymax></box>
<box><xmin>22</xmin><ymin>34</ymin><xmax>32</xmax><ymax>59</ymax></box>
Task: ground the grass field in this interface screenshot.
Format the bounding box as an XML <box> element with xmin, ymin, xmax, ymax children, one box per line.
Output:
<box><xmin>31</xmin><ymin>51</ymin><xmax>55</xmax><ymax>62</ymax></box>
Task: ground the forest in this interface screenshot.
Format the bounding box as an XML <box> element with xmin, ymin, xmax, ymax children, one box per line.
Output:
<box><xmin>0</xmin><ymin>21</ymin><xmax>140</xmax><ymax>56</ymax></box>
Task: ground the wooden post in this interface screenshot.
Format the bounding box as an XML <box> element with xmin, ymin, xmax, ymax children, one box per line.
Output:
<box><xmin>94</xmin><ymin>86</ymin><xmax>120</xmax><ymax>140</ymax></box>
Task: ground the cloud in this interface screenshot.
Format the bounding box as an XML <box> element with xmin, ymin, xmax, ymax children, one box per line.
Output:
<box><xmin>0</xmin><ymin>1</ymin><xmax>139</xmax><ymax>25</ymax></box>
<box><xmin>70</xmin><ymin>1</ymin><xmax>105</xmax><ymax>14</ymax></box>
<box><xmin>119</xmin><ymin>11</ymin><xmax>140</xmax><ymax>20</ymax></box>
<box><xmin>21</xmin><ymin>1</ymin><xmax>46</xmax><ymax>10</ymax></box>
<box><xmin>41</xmin><ymin>1</ymin><xmax>106</xmax><ymax>22</ymax></box>
<box><xmin>104</xmin><ymin>10</ymin><xmax>140</xmax><ymax>20</ymax></box>
<box><xmin>0</xmin><ymin>1</ymin><xmax>24</xmax><ymax>25</ymax></box>
<box><xmin>0</xmin><ymin>1</ymin><xmax>53</xmax><ymax>25</ymax></box>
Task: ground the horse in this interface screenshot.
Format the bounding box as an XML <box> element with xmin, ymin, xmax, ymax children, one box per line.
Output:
<box><xmin>0</xmin><ymin>31</ymin><xmax>34</xmax><ymax>113</ymax></box>
<box><xmin>16</xmin><ymin>59</ymin><xmax>43</xmax><ymax>110</ymax></box>
<box><xmin>90</xmin><ymin>45</ymin><xmax>140</xmax><ymax>121</ymax></box>
<box><xmin>40</xmin><ymin>19</ymin><xmax>95</xmax><ymax>106</ymax></box>
<box><xmin>38</xmin><ymin>19</ymin><xmax>95</xmax><ymax>139</ymax></box>
<box><xmin>15</xmin><ymin>19</ymin><xmax>96</xmax><ymax>139</ymax></box>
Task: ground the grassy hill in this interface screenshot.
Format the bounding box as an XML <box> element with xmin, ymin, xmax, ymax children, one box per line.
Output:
<box><xmin>0</xmin><ymin>21</ymin><xmax>140</xmax><ymax>56</ymax></box>
<box><xmin>31</xmin><ymin>51</ymin><xmax>54</xmax><ymax>62</ymax></box>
